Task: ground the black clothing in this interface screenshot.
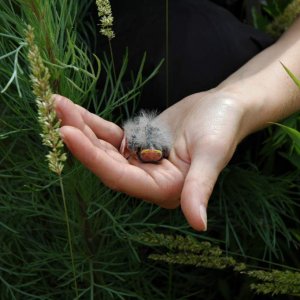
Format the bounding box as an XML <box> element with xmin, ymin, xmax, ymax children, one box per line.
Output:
<box><xmin>103</xmin><ymin>0</ymin><xmax>274</xmax><ymax>110</ymax></box>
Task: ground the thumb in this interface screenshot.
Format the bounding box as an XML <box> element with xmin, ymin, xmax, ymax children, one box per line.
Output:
<box><xmin>180</xmin><ymin>147</ymin><xmax>227</xmax><ymax>231</ymax></box>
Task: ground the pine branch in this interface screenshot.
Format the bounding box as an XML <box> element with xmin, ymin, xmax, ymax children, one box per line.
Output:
<box><xmin>246</xmin><ymin>270</ymin><xmax>300</xmax><ymax>296</ymax></box>
<box><xmin>136</xmin><ymin>233</ymin><xmax>246</xmax><ymax>271</ymax></box>
<box><xmin>137</xmin><ymin>232</ymin><xmax>300</xmax><ymax>296</ymax></box>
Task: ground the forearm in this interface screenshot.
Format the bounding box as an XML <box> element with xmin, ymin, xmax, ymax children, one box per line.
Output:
<box><xmin>218</xmin><ymin>17</ymin><xmax>300</xmax><ymax>138</ymax></box>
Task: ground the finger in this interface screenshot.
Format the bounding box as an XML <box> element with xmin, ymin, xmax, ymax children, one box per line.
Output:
<box><xmin>53</xmin><ymin>94</ymin><xmax>99</xmax><ymax>143</ymax></box>
<box><xmin>60</xmin><ymin>126</ymin><xmax>166</xmax><ymax>202</ymax></box>
<box><xmin>74</xmin><ymin>104</ymin><xmax>123</xmax><ymax>148</ymax></box>
<box><xmin>180</xmin><ymin>138</ymin><xmax>234</xmax><ymax>231</ymax></box>
<box><xmin>53</xmin><ymin>94</ymin><xmax>123</xmax><ymax>148</ymax></box>
<box><xmin>181</xmin><ymin>160</ymin><xmax>219</xmax><ymax>231</ymax></box>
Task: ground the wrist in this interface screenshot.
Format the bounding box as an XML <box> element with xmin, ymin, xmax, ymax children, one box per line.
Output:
<box><xmin>212</xmin><ymin>82</ymin><xmax>266</xmax><ymax>141</ymax></box>
<box><xmin>217</xmin><ymin>61</ymin><xmax>300</xmax><ymax>136</ymax></box>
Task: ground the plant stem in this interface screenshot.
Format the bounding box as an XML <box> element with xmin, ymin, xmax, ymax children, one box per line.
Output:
<box><xmin>89</xmin><ymin>260</ymin><xmax>94</xmax><ymax>300</ymax></box>
<box><xmin>165</xmin><ymin>0</ymin><xmax>169</xmax><ymax>107</ymax></box>
<box><xmin>108</xmin><ymin>39</ymin><xmax>116</xmax><ymax>82</ymax></box>
<box><xmin>167</xmin><ymin>264</ymin><xmax>173</xmax><ymax>299</ymax></box>
<box><xmin>59</xmin><ymin>175</ymin><xmax>78</xmax><ymax>298</ymax></box>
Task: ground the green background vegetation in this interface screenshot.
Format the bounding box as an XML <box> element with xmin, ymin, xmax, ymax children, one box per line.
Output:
<box><xmin>1</xmin><ymin>0</ymin><xmax>300</xmax><ymax>299</ymax></box>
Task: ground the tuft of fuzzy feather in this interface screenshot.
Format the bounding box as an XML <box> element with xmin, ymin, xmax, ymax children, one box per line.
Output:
<box><xmin>123</xmin><ymin>111</ymin><xmax>173</xmax><ymax>161</ymax></box>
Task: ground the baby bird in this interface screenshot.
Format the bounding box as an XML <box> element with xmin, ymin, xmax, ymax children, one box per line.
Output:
<box><xmin>120</xmin><ymin>111</ymin><xmax>173</xmax><ymax>163</ymax></box>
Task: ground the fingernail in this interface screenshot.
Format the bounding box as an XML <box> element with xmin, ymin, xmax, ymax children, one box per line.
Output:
<box><xmin>199</xmin><ymin>205</ymin><xmax>207</xmax><ymax>231</ymax></box>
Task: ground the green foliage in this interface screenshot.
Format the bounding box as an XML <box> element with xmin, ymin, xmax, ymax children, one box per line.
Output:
<box><xmin>212</xmin><ymin>165</ymin><xmax>300</xmax><ymax>259</ymax></box>
<box><xmin>252</xmin><ymin>0</ymin><xmax>289</xmax><ymax>30</ymax></box>
<box><xmin>266</xmin><ymin>0</ymin><xmax>300</xmax><ymax>37</ymax></box>
<box><xmin>281</xmin><ymin>63</ymin><xmax>300</xmax><ymax>89</ymax></box>
<box><xmin>274</xmin><ymin>123</ymin><xmax>300</xmax><ymax>153</ymax></box>
<box><xmin>251</xmin><ymin>0</ymin><xmax>300</xmax><ymax>37</ymax></box>
<box><xmin>137</xmin><ymin>233</ymin><xmax>300</xmax><ymax>297</ymax></box>
<box><xmin>247</xmin><ymin>270</ymin><xmax>300</xmax><ymax>296</ymax></box>
<box><xmin>0</xmin><ymin>0</ymin><xmax>167</xmax><ymax>298</ymax></box>
<box><xmin>136</xmin><ymin>233</ymin><xmax>246</xmax><ymax>271</ymax></box>
<box><xmin>1</xmin><ymin>0</ymin><xmax>300</xmax><ymax>299</ymax></box>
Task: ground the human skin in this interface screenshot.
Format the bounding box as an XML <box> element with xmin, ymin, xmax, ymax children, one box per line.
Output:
<box><xmin>54</xmin><ymin>17</ymin><xmax>300</xmax><ymax>231</ymax></box>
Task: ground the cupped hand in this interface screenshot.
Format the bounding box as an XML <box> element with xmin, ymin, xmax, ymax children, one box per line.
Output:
<box><xmin>54</xmin><ymin>91</ymin><xmax>249</xmax><ymax>231</ymax></box>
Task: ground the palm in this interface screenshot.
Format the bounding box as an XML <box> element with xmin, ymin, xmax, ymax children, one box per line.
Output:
<box><xmin>91</xmin><ymin>138</ymin><xmax>185</xmax><ymax>207</ymax></box>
